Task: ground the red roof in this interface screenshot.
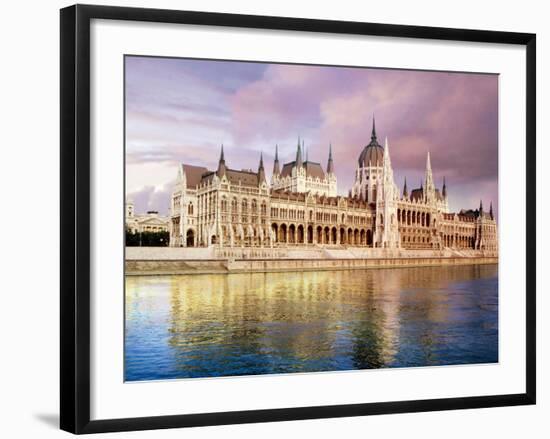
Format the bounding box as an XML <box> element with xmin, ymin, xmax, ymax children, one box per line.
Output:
<box><xmin>182</xmin><ymin>164</ymin><xmax>208</xmax><ymax>188</ymax></box>
<box><xmin>280</xmin><ymin>161</ymin><xmax>326</xmax><ymax>179</ymax></box>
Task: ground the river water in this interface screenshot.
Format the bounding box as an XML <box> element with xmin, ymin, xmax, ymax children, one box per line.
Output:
<box><xmin>125</xmin><ymin>264</ymin><xmax>498</xmax><ymax>381</ymax></box>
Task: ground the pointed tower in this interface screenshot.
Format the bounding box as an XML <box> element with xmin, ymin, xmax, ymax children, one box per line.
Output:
<box><xmin>489</xmin><ymin>201</ymin><xmax>494</xmax><ymax>220</ymax></box>
<box><xmin>295</xmin><ymin>137</ymin><xmax>303</xmax><ymax>169</ymax></box>
<box><xmin>439</xmin><ymin>176</ymin><xmax>450</xmax><ymax>213</ymax></box>
<box><xmin>403</xmin><ymin>177</ymin><xmax>408</xmax><ymax>199</ymax></box>
<box><xmin>374</xmin><ymin>137</ymin><xmax>400</xmax><ymax>249</ymax></box>
<box><xmin>383</xmin><ymin>136</ymin><xmax>392</xmax><ymax>170</ymax></box>
<box><xmin>217</xmin><ymin>144</ymin><xmax>227</xmax><ymax>177</ymax></box>
<box><xmin>351</xmin><ymin>115</ymin><xmax>384</xmax><ymax>202</ymax></box>
<box><xmin>258</xmin><ymin>152</ymin><xmax>266</xmax><ymax>184</ymax></box>
<box><xmin>424</xmin><ymin>152</ymin><xmax>436</xmax><ymax>204</ymax></box>
<box><xmin>126</xmin><ymin>196</ymin><xmax>135</xmax><ymax>218</ymax></box>
<box><xmin>272</xmin><ymin>144</ymin><xmax>280</xmax><ymax>176</ymax></box>
<box><xmin>327</xmin><ymin>143</ymin><xmax>334</xmax><ymax>175</ymax></box>
<box><xmin>476</xmin><ymin>199</ymin><xmax>485</xmax><ymax>250</ymax></box>
<box><xmin>290</xmin><ymin>136</ymin><xmax>307</xmax><ymax>192</ymax></box>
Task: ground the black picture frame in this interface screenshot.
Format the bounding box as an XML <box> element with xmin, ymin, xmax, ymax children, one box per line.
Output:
<box><xmin>60</xmin><ymin>4</ymin><xmax>536</xmax><ymax>434</ymax></box>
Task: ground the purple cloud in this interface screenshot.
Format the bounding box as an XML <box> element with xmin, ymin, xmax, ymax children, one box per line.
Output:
<box><xmin>126</xmin><ymin>56</ymin><xmax>498</xmax><ymax>219</ymax></box>
<box><xmin>128</xmin><ymin>181</ymin><xmax>174</xmax><ymax>215</ymax></box>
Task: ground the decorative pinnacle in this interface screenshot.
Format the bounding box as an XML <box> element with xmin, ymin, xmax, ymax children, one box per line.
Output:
<box><xmin>327</xmin><ymin>143</ymin><xmax>334</xmax><ymax>174</ymax></box>
<box><xmin>217</xmin><ymin>144</ymin><xmax>227</xmax><ymax>177</ymax></box>
<box><xmin>273</xmin><ymin>144</ymin><xmax>280</xmax><ymax>176</ymax></box>
<box><xmin>371</xmin><ymin>114</ymin><xmax>377</xmax><ymax>141</ymax></box>
<box><xmin>296</xmin><ymin>136</ymin><xmax>303</xmax><ymax>167</ymax></box>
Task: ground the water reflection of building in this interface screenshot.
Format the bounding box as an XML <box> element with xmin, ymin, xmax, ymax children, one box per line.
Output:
<box><xmin>169</xmin><ymin>119</ymin><xmax>498</xmax><ymax>254</ymax></box>
<box><xmin>158</xmin><ymin>265</ymin><xmax>496</xmax><ymax>374</ymax></box>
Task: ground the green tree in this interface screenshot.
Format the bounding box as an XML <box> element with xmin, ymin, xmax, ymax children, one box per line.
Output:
<box><xmin>125</xmin><ymin>230</ymin><xmax>169</xmax><ymax>247</ymax></box>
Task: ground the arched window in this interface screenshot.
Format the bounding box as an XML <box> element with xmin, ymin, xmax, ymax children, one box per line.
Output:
<box><xmin>187</xmin><ymin>202</ymin><xmax>193</xmax><ymax>215</ymax></box>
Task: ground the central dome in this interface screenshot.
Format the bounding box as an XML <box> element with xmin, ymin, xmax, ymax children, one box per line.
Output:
<box><xmin>358</xmin><ymin>117</ymin><xmax>384</xmax><ymax>167</ymax></box>
<box><xmin>358</xmin><ymin>138</ymin><xmax>384</xmax><ymax>167</ymax></box>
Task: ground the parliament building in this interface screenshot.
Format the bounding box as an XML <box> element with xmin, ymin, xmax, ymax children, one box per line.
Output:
<box><xmin>169</xmin><ymin>120</ymin><xmax>498</xmax><ymax>254</ymax></box>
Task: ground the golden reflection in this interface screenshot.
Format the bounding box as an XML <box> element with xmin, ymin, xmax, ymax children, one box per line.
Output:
<box><xmin>123</xmin><ymin>264</ymin><xmax>497</xmax><ymax>372</ymax></box>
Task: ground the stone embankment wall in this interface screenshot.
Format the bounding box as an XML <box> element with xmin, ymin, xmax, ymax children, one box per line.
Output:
<box><xmin>125</xmin><ymin>247</ymin><xmax>497</xmax><ymax>276</ymax></box>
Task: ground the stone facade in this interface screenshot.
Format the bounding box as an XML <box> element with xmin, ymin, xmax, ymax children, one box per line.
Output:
<box><xmin>271</xmin><ymin>140</ymin><xmax>337</xmax><ymax>197</ymax></box>
<box><xmin>169</xmin><ymin>120</ymin><xmax>498</xmax><ymax>254</ymax></box>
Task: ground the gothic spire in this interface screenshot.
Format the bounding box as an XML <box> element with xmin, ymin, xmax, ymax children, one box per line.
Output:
<box><xmin>384</xmin><ymin>136</ymin><xmax>392</xmax><ymax>167</ymax></box>
<box><xmin>403</xmin><ymin>177</ymin><xmax>408</xmax><ymax>198</ymax></box>
<box><xmin>295</xmin><ymin>136</ymin><xmax>303</xmax><ymax>168</ymax></box>
<box><xmin>258</xmin><ymin>151</ymin><xmax>266</xmax><ymax>183</ymax></box>
<box><xmin>327</xmin><ymin>143</ymin><xmax>334</xmax><ymax>174</ymax></box>
<box><xmin>489</xmin><ymin>201</ymin><xmax>493</xmax><ymax>220</ymax></box>
<box><xmin>442</xmin><ymin>176</ymin><xmax>447</xmax><ymax>197</ymax></box>
<box><xmin>273</xmin><ymin>144</ymin><xmax>280</xmax><ymax>176</ymax></box>
<box><xmin>424</xmin><ymin>151</ymin><xmax>434</xmax><ymax>202</ymax></box>
<box><xmin>217</xmin><ymin>144</ymin><xmax>226</xmax><ymax>177</ymax></box>
<box><xmin>371</xmin><ymin>114</ymin><xmax>377</xmax><ymax>142</ymax></box>
<box><xmin>479</xmin><ymin>199</ymin><xmax>483</xmax><ymax>214</ymax></box>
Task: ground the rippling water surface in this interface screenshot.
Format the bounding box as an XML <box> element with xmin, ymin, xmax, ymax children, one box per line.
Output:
<box><xmin>125</xmin><ymin>264</ymin><xmax>498</xmax><ymax>381</ymax></box>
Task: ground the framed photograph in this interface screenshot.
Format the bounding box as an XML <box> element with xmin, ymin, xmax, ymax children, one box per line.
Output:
<box><xmin>60</xmin><ymin>4</ymin><xmax>536</xmax><ymax>434</ymax></box>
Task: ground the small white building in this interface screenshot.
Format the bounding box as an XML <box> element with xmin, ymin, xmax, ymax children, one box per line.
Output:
<box><xmin>125</xmin><ymin>198</ymin><xmax>169</xmax><ymax>233</ymax></box>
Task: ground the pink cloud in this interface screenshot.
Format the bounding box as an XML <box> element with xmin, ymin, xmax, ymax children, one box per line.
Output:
<box><xmin>126</xmin><ymin>57</ymin><xmax>498</xmax><ymax>218</ymax></box>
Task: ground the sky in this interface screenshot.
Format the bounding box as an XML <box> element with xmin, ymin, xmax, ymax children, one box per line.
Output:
<box><xmin>125</xmin><ymin>56</ymin><xmax>498</xmax><ymax>219</ymax></box>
